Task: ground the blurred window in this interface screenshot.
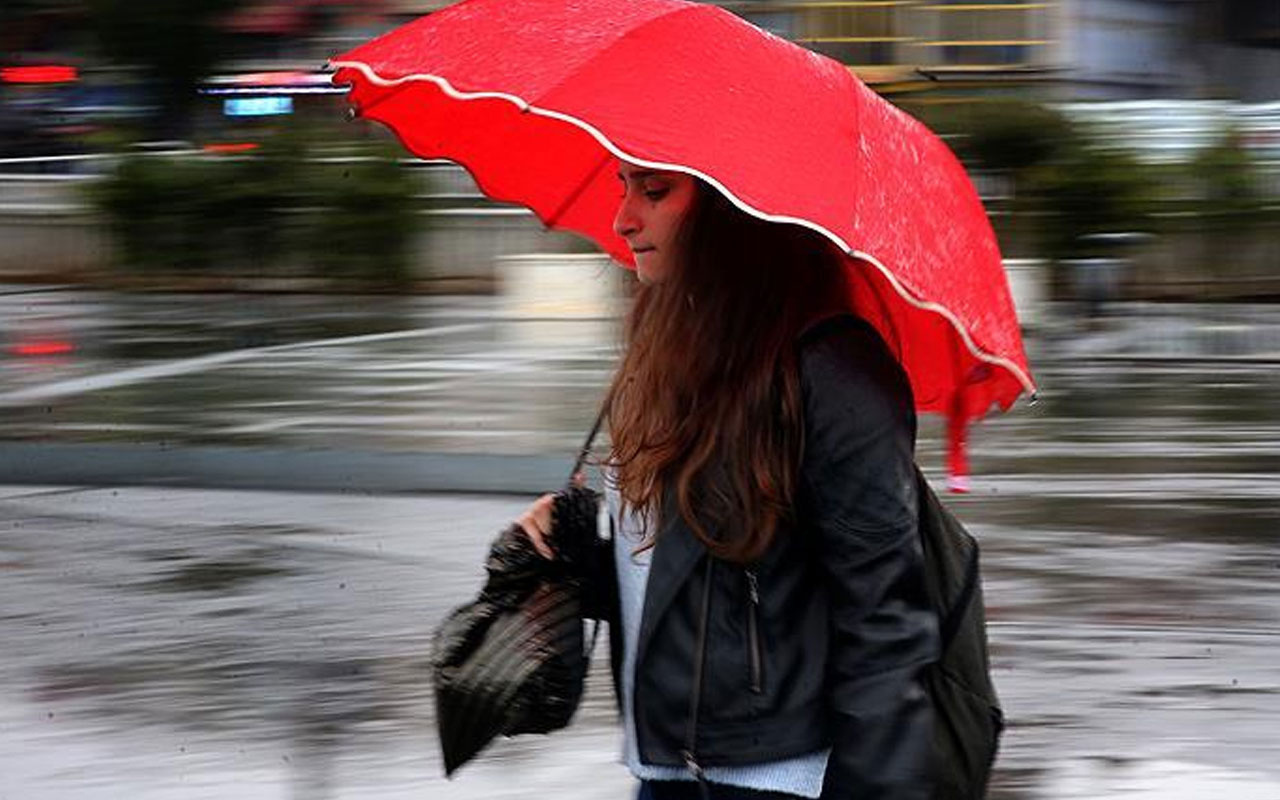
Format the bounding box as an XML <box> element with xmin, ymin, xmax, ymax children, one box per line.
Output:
<box><xmin>808</xmin><ymin>40</ymin><xmax>897</xmax><ymax>65</ymax></box>
<box><xmin>916</xmin><ymin>1</ymin><xmax>1052</xmax><ymax>67</ymax></box>
<box><xmin>939</xmin><ymin>43</ymin><xmax>1028</xmax><ymax>65</ymax></box>
<box><xmin>790</xmin><ymin>1</ymin><xmax>906</xmax><ymax>66</ymax></box>
<box><xmin>740</xmin><ymin>8</ymin><xmax>797</xmax><ymax>39</ymax></box>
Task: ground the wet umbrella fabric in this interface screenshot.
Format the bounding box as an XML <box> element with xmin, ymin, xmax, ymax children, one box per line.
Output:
<box><xmin>330</xmin><ymin>0</ymin><xmax>1037</xmax><ymax>428</ymax></box>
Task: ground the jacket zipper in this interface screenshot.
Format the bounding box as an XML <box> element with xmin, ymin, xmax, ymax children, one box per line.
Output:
<box><xmin>682</xmin><ymin>557</ymin><xmax>714</xmax><ymax>798</ymax></box>
<box><xmin>745</xmin><ymin>568</ymin><xmax>763</xmax><ymax>694</ymax></box>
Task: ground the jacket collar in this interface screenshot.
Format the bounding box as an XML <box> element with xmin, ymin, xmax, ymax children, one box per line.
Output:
<box><xmin>796</xmin><ymin>309</ymin><xmax>862</xmax><ymax>348</ymax></box>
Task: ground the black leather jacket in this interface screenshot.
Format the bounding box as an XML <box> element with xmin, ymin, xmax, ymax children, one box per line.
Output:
<box><xmin>585</xmin><ymin>313</ymin><xmax>939</xmax><ymax>800</ymax></box>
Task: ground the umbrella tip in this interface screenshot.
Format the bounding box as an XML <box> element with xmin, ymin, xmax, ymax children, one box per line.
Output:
<box><xmin>946</xmin><ymin>474</ymin><xmax>971</xmax><ymax>494</ymax></box>
<box><xmin>1027</xmin><ymin>391</ymin><xmax>1040</xmax><ymax>407</ymax></box>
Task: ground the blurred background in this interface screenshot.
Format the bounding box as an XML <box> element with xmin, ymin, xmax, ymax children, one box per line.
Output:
<box><xmin>1</xmin><ymin>1</ymin><xmax>1277</xmax><ymax>799</ymax></box>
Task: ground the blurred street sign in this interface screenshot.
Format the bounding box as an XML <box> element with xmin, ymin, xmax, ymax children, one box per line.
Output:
<box><xmin>224</xmin><ymin>97</ymin><xmax>294</xmax><ymax>116</ymax></box>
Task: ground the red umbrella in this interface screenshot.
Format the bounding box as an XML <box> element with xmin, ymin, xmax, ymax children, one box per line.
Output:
<box><xmin>330</xmin><ymin>0</ymin><xmax>1037</xmax><ymax>473</ymax></box>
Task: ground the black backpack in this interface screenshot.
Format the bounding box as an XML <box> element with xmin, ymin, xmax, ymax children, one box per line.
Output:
<box><xmin>914</xmin><ymin>466</ymin><xmax>1004</xmax><ymax>799</ymax></box>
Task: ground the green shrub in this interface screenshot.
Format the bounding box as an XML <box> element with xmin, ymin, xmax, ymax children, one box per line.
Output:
<box><xmin>300</xmin><ymin>138</ymin><xmax>420</xmax><ymax>287</ymax></box>
<box><xmin>952</xmin><ymin>101</ymin><xmax>1076</xmax><ymax>174</ymax></box>
<box><xmin>1023</xmin><ymin>141</ymin><xmax>1158</xmax><ymax>263</ymax></box>
<box><xmin>86</xmin><ymin>125</ymin><xmax>423</xmax><ymax>286</ymax></box>
<box><xmin>1186</xmin><ymin>127</ymin><xmax>1268</xmax><ymax>231</ymax></box>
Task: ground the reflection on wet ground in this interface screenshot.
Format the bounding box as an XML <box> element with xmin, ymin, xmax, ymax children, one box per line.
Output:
<box><xmin>1</xmin><ymin>290</ymin><xmax>1278</xmax><ymax>798</ymax></box>
<box><xmin>0</xmin><ymin>290</ymin><xmax>617</xmax><ymax>453</ymax></box>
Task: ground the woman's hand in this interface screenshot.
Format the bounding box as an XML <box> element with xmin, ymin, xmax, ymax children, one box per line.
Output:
<box><xmin>517</xmin><ymin>493</ymin><xmax>557</xmax><ymax>560</ymax></box>
<box><xmin>515</xmin><ymin>472</ymin><xmax>587</xmax><ymax>560</ymax></box>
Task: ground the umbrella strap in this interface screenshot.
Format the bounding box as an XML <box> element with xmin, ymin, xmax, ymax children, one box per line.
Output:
<box><xmin>572</xmin><ymin>385</ymin><xmax>616</xmax><ymax>664</ymax></box>
<box><xmin>568</xmin><ymin>383</ymin><xmax>615</xmax><ymax>486</ymax></box>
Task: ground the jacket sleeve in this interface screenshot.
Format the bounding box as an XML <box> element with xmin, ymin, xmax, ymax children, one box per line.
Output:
<box><xmin>799</xmin><ymin>324</ymin><xmax>939</xmax><ymax>800</ymax></box>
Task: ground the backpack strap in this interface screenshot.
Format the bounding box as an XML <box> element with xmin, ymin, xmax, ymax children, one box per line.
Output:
<box><xmin>938</xmin><ymin>540</ymin><xmax>981</xmax><ymax>647</ymax></box>
<box><xmin>916</xmin><ymin>467</ymin><xmax>985</xmax><ymax>649</ymax></box>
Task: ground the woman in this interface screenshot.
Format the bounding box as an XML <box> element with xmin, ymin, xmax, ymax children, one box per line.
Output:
<box><xmin>518</xmin><ymin>163</ymin><xmax>938</xmax><ymax>800</ymax></box>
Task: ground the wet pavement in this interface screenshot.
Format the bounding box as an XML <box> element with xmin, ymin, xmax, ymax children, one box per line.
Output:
<box><xmin>0</xmin><ymin>289</ymin><xmax>618</xmax><ymax>457</ymax></box>
<box><xmin>0</xmin><ymin>486</ymin><xmax>632</xmax><ymax>800</ymax></box>
<box><xmin>1</xmin><ymin>288</ymin><xmax>1279</xmax><ymax>798</ymax></box>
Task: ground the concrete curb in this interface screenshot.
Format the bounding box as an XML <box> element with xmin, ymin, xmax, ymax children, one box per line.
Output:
<box><xmin>0</xmin><ymin>442</ymin><xmax>581</xmax><ymax>495</ymax></box>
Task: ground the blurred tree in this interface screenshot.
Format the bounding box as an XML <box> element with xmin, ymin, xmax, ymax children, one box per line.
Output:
<box><xmin>84</xmin><ymin>0</ymin><xmax>247</xmax><ymax>140</ymax></box>
<box><xmin>1022</xmin><ymin>132</ymin><xmax>1157</xmax><ymax>300</ymax></box>
<box><xmin>1188</xmin><ymin>127</ymin><xmax>1265</xmax><ymax>226</ymax></box>
<box><xmin>912</xmin><ymin>100</ymin><xmax>1090</xmax><ymax>261</ymax></box>
<box><xmin>1183</xmin><ymin>127</ymin><xmax>1274</xmax><ymax>286</ymax></box>
<box><xmin>955</xmin><ymin>101</ymin><xmax>1074</xmax><ymax>176</ymax></box>
<box><xmin>87</xmin><ymin>121</ymin><xmax>424</xmax><ymax>286</ymax></box>
<box><xmin>1031</xmin><ymin>145</ymin><xmax>1154</xmax><ymax>257</ymax></box>
<box><xmin>301</xmin><ymin>135</ymin><xmax>420</xmax><ymax>288</ymax></box>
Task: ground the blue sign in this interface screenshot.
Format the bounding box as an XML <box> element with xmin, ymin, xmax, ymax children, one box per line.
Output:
<box><xmin>224</xmin><ymin>96</ymin><xmax>293</xmax><ymax>116</ymax></box>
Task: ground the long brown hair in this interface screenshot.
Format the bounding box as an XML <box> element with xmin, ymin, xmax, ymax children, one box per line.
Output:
<box><xmin>605</xmin><ymin>180</ymin><xmax>852</xmax><ymax>564</ymax></box>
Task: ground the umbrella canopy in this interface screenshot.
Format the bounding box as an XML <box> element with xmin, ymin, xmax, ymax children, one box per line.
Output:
<box><xmin>330</xmin><ymin>0</ymin><xmax>1036</xmax><ymax>423</ymax></box>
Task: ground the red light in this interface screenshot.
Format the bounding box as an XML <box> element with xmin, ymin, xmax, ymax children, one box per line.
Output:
<box><xmin>0</xmin><ymin>65</ymin><xmax>79</xmax><ymax>84</ymax></box>
<box><xmin>12</xmin><ymin>340</ymin><xmax>74</xmax><ymax>357</ymax></box>
<box><xmin>203</xmin><ymin>142</ymin><xmax>260</xmax><ymax>153</ymax></box>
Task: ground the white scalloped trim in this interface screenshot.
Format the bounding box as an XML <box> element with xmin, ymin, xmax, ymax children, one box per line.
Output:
<box><xmin>329</xmin><ymin>59</ymin><xmax>1038</xmax><ymax>399</ymax></box>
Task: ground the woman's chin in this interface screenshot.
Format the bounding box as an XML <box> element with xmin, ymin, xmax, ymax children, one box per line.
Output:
<box><xmin>635</xmin><ymin>257</ymin><xmax>666</xmax><ymax>285</ymax></box>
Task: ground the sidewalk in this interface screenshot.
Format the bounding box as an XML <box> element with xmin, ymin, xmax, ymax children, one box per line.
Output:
<box><xmin>0</xmin><ymin>483</ymin><xmax>632</xmax><ymax>800</ymax></box>
<box><xmin>4</xmin><ymin>479</ymin><xmax>1279</xmax><ymax>800</ymax></box>
<box><xmin>0</xmin><ymin>442</ymin><xmax>579</xmax><ymax>494</ymax></box>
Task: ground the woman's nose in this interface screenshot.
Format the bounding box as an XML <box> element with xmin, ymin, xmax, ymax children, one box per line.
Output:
<box><xmin>613</xmin><ymin>196</ymin><xmax>640</xmax><ymax>238</ymax></box>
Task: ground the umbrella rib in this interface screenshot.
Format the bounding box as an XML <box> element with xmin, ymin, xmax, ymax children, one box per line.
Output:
<box><xmin>544</xmin><ymin>153</ymin><xmax>614</xmax><ymax>229</ymax></box>
<box><xmin>525</xmin><ymin>3</ymin><xmax>710</xmax><ymax>102</ymax></box>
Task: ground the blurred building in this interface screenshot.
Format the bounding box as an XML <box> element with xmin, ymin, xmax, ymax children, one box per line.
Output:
<box><xmin>218</xmin><ymin>0</ymin><xmax>396</xmax><ymax>69</ymax></box>
<box><xmin>718</xmin><ymin>0</ymin><xmax>1279</xmax><ymax>102</ymax></box>
<box><xmin>1193</xmin><ymin>0</ymin><xmax>1280</xmax><ymax>101</ymax></box>
<box><xmin>364</xmin><ymin>0</ymin><xmax>1278</xmax><ymax>102</ymax></box>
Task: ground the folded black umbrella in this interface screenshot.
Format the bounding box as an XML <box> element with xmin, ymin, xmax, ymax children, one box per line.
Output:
<box><xmin>431</xmin><ymin>415</ymin><xmax>607</xmax><ymax>776</ymax></box>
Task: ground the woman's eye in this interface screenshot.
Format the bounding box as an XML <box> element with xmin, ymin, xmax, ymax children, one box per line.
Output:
<box><xmin>644</xmin><ymin>188</ymin><xmax>669</xmax><ymax>201</ymax></box>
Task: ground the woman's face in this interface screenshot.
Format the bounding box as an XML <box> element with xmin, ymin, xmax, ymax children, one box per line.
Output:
<box><xmin>612</xmin><ymin>164</ymin><xmax>697</xmax><ymax>285</ymax></box>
